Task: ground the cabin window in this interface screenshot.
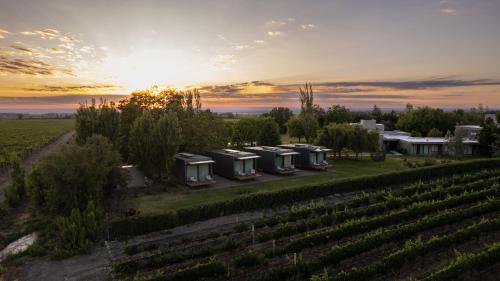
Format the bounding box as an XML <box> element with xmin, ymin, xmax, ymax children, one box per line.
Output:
<box><xmin>244</xmin><ymin>159</ymin><xmax>254</xmax><ymax>173</ymax></box>
<box><xmin>309</xmin><ymin>153</ymin><xmax>317</xmax><ymax>164</ymax></box>
<box><xmin>199</xmin><ymin>164</ymin><xmax>209</xmax><ymax>180</ymax></box>
<box><xmin>284</xmin><ymin>155</ymin><xmax>293</xmax><ymax>168</ymax></box>
<box><xmin>234</xmin><ymin>160</ymin><xmax>243</xmax><ymax>174</ymax></box>
<box><xmin>318</xmin><ymin>152</ymin><xmax>325</xmax><ymax>163</ymax></box>
<box><xmin>275</xmin><ymin>155</ymin><xmax>283</xmax><ymax>168</ymax></box>
<box><xmin>186</xmin><ymin>165</ymin><xmax>198</xmax><ymax>180</ymax></box>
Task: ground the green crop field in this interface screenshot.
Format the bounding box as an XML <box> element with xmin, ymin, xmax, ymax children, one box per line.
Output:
<box><xmin>0</xmin><ymin>118</ymin><xmax>74</xmax><ymax>162</ymax></box>
<box><xmin>113</xmin><ymin>167</ymin><xmax>500</xmax><ymax>281</ymax></box>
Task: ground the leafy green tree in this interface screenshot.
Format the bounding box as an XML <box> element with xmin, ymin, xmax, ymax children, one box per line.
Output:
<box><xmin>4</xmin><ymin>156</ymin><xmax>25</xmax><ymax>207</ymax></box>
<box><xmin>349</xmin><ymin>125</ymin><xmax>368</xmax><ymax>159</ymax></box>
<box><xmin>302</xmin><ymin>113</ymin><xmax>319</xmax><ymax>143</ymax></box>
<box><xmin>264</xmin><ymin>107</ymin><xmax>293</xmax><ymax>134</ymax></box>
<box><xmin>325</xmin><ymin>105</ymin><xmax>351</xmax><ymax>125</ymax></box>
<box><xmin>231</xmin><ymin>117</ymin><xmax>262</xmax><ymax>147</ymax></box>
<box><xmin>258</xmin><ymin>118</ymin><xmax>281</xmax><ymax>146</ymax></box>
<box><xmin>298</xmin><ymin>83</ymin><xmax>319</xmax><ymax>143</ymax></box>
<box><xmin>157</xmin><ymin>111</ymin><xmax>182</xmax><ymax>179</ymax></box>
<box><xmin>75</xmin><ymin>99</ymin><xmax>120</xmax><ymax>145</ymax></box>
<box><xmin>129</xmin><ymin>111</ymin><xmax>163</xmax><ymax>177</ymax></box>
<box><xmin>370</xmin><ymin>105</ymin><xmax>383</xmax><ymax>122</ymax></box>
<box><xmin>316</xmin><ymin>123</ymin><xmax>350</xmax><ymax>158</ymax></box>
<box><xmin>29</xmin><ymin>135</ymin><xmax>125</xmax><ymax>214</ymax></box>
<box><xmin>396</xmin><ymin>105</ymin><xmax>455</xmax><ymax>136</ymax></box>
<box><xmin>287</xmin><ymin>116</ymin><xmax>305</xmax><ymax>142</ymax></box>
<box><xmin>180</xmin><ymin>110</ymin><xmax>229</xmax><ymax>154</ymax></box>
<box><xmin>427</xmin><ymin>128</ymin><xmax>443</xmax><ymax>137</ymax></box>
<box><xmin>479</xmin><ymin>117</ymin><xmax>497</xmax><ymax>156</ymax></box>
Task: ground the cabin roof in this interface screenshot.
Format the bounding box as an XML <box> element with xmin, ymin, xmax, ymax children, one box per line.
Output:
<box><xmin>279</xmin><ymin>143</ymin><xmax>332</xmax><ymax>152</ymax></box>
<box><xmin>244</xmin><ymin>146</ymin><xmax>300</xmax><ymax>156</ymax></box>
<box><xmin>210</xmin><ymin>149</ymin><xmax>261</xmax><ymax>160</ymax></box>
<box><xmin>175</xmin><ymin>153</ymin><xmax>215</xmax><ymax>165</ymax></box>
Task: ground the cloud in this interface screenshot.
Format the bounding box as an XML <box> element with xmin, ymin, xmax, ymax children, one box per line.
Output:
<box><xmin>441</xmin><ymin>8</ymin><xmax>458</xmax><ymax>15</ymax></box>
<box><xmin>265</xmin><ymin>20</ymin><xmax>287</xmax><ymax>27</ymax></box>
<box><xmin>10</xmin><ymin>45</ymin><xmax>36</xmax><ymax>54</ymax></box>
<box><xmin>267</xmin><ymin>31</ymin><xmax>285</xmax><ymax>37</ymax></box>
<box><xmin>301</xmin><ymin>23</ymin><xmax>316</xmax><ymax>30</ymax></box>
<box><xmin>253</xmin><ymin>40</ymin><xmax>265</xmax><ymax>44</ymax></box>
<box><xmin>0</xmin><ymin>28</ymin><xmax>9</xmax><ymax>39</ymax></box>
<box><xmin>0</xmin><ymin>95</ymin><xmax>127</xmax><ymax>106</ymax></box>
<box><xmin>22</xmin><ymin>84</ymin><xmax>121</xmax><ymax>92</ymax></box>
<box><xmin>0</xmin><ymin>56</ymin><xmax>72</xmax><ymax>76</ymax></box>
<box><xmin>193</xmin><ymin>78</ymin><xmax>500</xmax><ymax>104</ymax></box>
<box><xmin>210</xmin><ymin>54</ymin><xmax>236</xmax><ymax>69</ymax></box>
<box><xmin>233</xmin><ymin>44</ymin><xmax>253</xmax><ymax>51</ymax></box>
<box><xmin>316</xmin><ymin>78</ymin><xmax>500</xmax><ymax>90</ymax></box>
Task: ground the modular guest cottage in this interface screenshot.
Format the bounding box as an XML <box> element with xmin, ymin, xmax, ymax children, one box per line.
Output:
<box><xmin>279</xmin><ymin>144</ymin><xmax>331</xmax><ymax>170</ymax></box>
<box><xmin>208</xmin><ymin>149</ymin><xmax>261</xmax><ymax>180</ymax></box>
<box><xmin>244</xmin><ymin>146</ymin><xmax>299</xmax><ymax>174</ymax></box>
<box><xmin>175</xmin><ymin>153</ymin><xmax>216</xmax><ymax>187</ymax></box>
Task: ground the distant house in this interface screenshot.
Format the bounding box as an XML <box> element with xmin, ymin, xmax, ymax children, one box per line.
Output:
<box><xmin>278</xmin><ymin>144</ymin><xmax>331</xmax><ymax>171</ymax></box>
<box><xmin>175</xmin><ymin>153</ymin><xmax>216</xmax><ymax>187</ymax></box>
<box><xmin>208</xmin><ymin>149</ymin><xmax>261</xmax><ymax>180</ymax></box>
<box><xmin>351</xmin><ymin>119</ymin><xmax>385</xmax><ymax>133</ymax></box>
<box><xmin>381</xmin><ymin>125</ymin><xmax>481</xmax><ymax>156</ymax></box>
<box><xmin>243</xmin><ymin>146</ymin><xmax>299</xmax><ymax>174</ymax></box>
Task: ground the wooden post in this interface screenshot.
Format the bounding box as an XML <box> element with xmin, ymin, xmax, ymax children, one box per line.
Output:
<box><xmin>272</xmin><ymin>239</ymin><xmax>276</xmax><ymax>253</ymax></box>
<box><xmin>294</xmin><ymin>253</ymin><xmax>297</xmax><ymax>265</ymax></box>
<box><xmin>252</xmin><ymin>224</ymin><xmax>255</xmax><ymax>244</ymax></box>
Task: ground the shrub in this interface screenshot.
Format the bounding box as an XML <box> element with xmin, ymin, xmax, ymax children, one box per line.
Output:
<box><xmin>50</xmin><ymin>201</ymin><xmax>104</xmax><ymax>259</ymax></box>
<box><xmin>4</xmin><ymin>156</ymin><xmax>25</xmax><ymax>208</ymax></box>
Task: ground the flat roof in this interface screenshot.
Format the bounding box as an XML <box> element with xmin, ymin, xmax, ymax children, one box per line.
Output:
<box><xmin>175</xmin><ymin>153</ymin><xmax>215</xmax><ymax>164</ymax></box>
<box><xmin>210</xmin><ymin>149</ymin><xmax>261</xmax><ymax>160</ymax></box>
<box><xmin>244</xmin><ymin>146</ymin><xmax>300</xmax><ymax>155</ymax></box>
<box><xmin>279</xmin><ymin>143</ymin><xmax>332</xmax><ymax>152</ymax></box>
<box><xmin>382</xmin><ymin>134</ymin><xmax>478</xmax><ymax>144</ymax></box>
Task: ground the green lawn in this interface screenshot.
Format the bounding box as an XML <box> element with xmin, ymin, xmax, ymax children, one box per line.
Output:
<box><xmin>0</xmin><ymin>118</ymin><xmax>74</xmax><ymax>162</ymax></box>
<box><xmin>125</xmin><ymin>156</ymin><xmax>440</xmax><ymax>215</ymax></box>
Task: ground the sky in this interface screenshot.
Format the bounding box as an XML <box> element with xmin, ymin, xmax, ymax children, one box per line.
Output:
<box><xmin>0</xmin><ymin>0</ymin><xmax>500</xmax><ymax>112</ymax></box>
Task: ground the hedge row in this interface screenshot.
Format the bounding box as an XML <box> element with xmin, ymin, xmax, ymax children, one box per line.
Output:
<box><xmin>109</xmin><ymin>158</ymin><xmax>500</xmax><ymax>238</ymax></box>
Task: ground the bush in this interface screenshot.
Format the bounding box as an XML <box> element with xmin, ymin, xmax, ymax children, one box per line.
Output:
<box><xmin>29</xmin><ymin>135</ymin><xmax>126</xmax><ymax>214</ymax></box>
<box><xmin>109</xmin><ymin>158</ymin><xmax>500</xmax><ymax>238</ymax></box>
<box><xmin>4</xmin><ymin>156</ymin><xmax>25</xmax><ymax>208</ymax></box>
<box><xmin>50</xmin><ymin>201</ymin><xmax>104</xmax><ymax>259</ymax></box>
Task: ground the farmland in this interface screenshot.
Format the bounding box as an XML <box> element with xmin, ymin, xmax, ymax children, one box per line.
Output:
<box><xmin>110</xmin><ymin>166</ymin><xmax>500</xmax><ymax>281</ymax></box>
<box><xmin>0</xmin><ymin>119</ymin><xmax>74</xmax><ymax>163</ymax></box>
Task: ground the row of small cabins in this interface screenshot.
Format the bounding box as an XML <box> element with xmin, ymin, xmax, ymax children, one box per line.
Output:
<box><xmin>175</xmin><ymin>144</ymin><xmax>331</xmax><ymax>187</ymax></box>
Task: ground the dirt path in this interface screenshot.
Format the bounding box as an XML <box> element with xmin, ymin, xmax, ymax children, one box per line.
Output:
<box><xmin>0</xmin><ymin>130</ymin><xmax>75</xmax><ymax>203</ymax></box>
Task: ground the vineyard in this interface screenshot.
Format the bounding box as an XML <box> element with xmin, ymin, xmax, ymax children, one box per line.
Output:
<box><xmin>0</xmin><ymin>118</ymin><xmax>74</xmax><ymax>164</ymax></box>
<box><xmin>109</xmin><ymin>167</ymin><xmax>500</xmax><ymax>281</ymax></box>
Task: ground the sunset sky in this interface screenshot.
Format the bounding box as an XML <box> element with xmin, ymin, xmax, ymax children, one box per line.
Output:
<box><xmin>1</xmin><ymin>0</ymin><xmax>499</xmax><ymax>112</ymax></box>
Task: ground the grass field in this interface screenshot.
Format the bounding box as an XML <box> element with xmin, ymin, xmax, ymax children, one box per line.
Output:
<box><xmin>124</xmin><ymin>156</ymin><xmax>459</xmax><ymax>215</ymax></box>
<box><xmin>0</xmin><ymin>118</ymin><xmax>74</xmax><ymax>162</ymax></box>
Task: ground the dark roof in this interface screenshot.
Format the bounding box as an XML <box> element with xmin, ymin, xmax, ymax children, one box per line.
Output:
<box><xmin>175</xmin><ymin>153</ymin><xmax>215</xmax><ymax>164</ymax></box>
<box><xmin>210</xmin><ymin>149</ymin><xmax>261</xmax><ymax>160</ymax></box>
<box><xmin>244</xmin><ymin>146</ymin><xmax>300</xmax><ymax>155</ymax></box>
<box><xmin>279</xmin><ymin>143</ymin><xmax>332</xmax><ymax>152</ymax></box>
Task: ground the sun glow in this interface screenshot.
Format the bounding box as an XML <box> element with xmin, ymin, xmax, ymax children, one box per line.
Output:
<box><xmin>97</xmin><ymin>46</ymin><xmax>207</xmax><ymax>92</ymax></box>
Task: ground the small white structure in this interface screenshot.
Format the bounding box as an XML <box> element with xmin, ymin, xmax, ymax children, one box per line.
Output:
<box><xmin>352</xmin><ymin>119</ymin><xmax>385</xmax><ymax>133</ymax></box>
